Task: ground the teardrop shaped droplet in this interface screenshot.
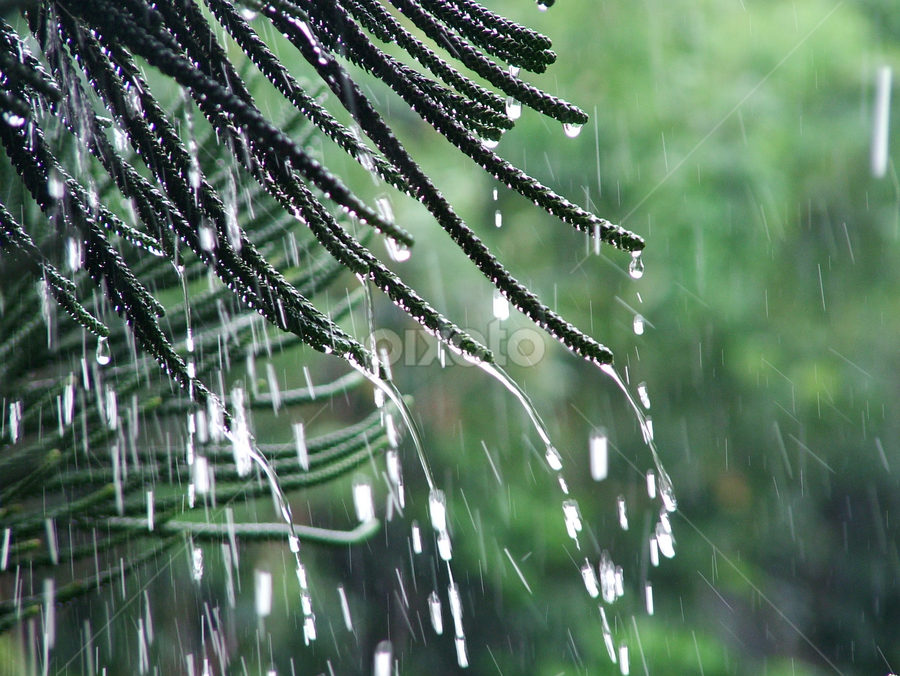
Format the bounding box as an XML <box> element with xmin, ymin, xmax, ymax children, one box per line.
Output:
<box><xmin>628</xmin><ymin>251</ymin><xmax>644</xmax><ymax>279</ymax></box>
<box><xmin>96</xmin><ymin>336</ymin><xmax>111</xmax><ymax>365</ymax></box>
<box><xmin>563</xmin><ymin>122</ymin><xmax>583</xmax><ymax>138</ymax></box>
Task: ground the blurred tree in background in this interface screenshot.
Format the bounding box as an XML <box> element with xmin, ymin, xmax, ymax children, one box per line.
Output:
<box><xmin>2</xmin><ymin>0</ymin><xmax>900</xmax><ymax>675</ymax></box>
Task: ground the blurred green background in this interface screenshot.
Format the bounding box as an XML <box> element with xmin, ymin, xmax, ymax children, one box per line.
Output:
<box><xmin>7</xmin><ymin>0</ymin><xmax>900</xmax><ymax>674</ymax></box>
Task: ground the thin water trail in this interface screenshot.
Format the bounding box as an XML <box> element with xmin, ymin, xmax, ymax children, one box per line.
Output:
<box><xmin>599</xmin><ymin>364</ymin><xmax>677</xmax><ymax>513</ymax></box>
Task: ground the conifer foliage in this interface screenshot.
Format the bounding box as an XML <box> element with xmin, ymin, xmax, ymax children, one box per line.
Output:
<box><xmin>0</xmin><ymin>0</ymin><xmax>641</xmax><ymax>637</ymax></box>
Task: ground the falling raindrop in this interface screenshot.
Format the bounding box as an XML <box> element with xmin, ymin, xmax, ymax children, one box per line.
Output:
<box><xmin>581</xmin><ymin>560</ymin><xmax>600</xmax><ymax>598</ymax></box>
<box><xmin>656</xmin><ymin>512</ymin><xmax>676</xmax><ymax>558</ymax></box>
<box><xmin>293</xmin><ymin>422</ymin><xmax>308</xmax><ymax>470</ymax></box>
<box><xmin>448</xmin><ymin>582</ymin><xmax>464</xmax><ymax>637</ymax></box>
<box><xmin>645</xmin><ymin>582</ymin><xmax>654</xmax><ymax>615</ymax></box>
<box><xmin>494</xmin><ymin>209</ymin><xmax>503</xmax><ymax>228</ymax></box>
<box><xmin>646</xmin><ymin>470</ymin><xmax>657</xmax><ymax>499</ymax></box>
<box><xmin>337</xmin><ymin>585</ymin><xmax>353</xmax><ymax>631</ymax></box>
<box><xmin>618</xmin><ymin>643</ymin><xmax>630</xmax><ymax>675</ymax></box>
<box><xmin>254</xmin><ymin>569</ymin><xmax>273</xmax><ymax>618</ymax></box>
<box><xmin>353</xmin><ymin>477</ymin><xmax>375</xmax><ymax>523</ymax></box>
<box><xmin>428</xmin><ymin>591</ymin><xmax>444</xmax><ymax>634</ymax></box>
<box><xmin>373</xmin><ymin>640</ymin><xmax>392</xmax><ymax>676</ymax></box>
<box><xmin>637</xmin><ymin>382</ymin><xmax>651</xmax><ymax>409</ymax></box>
<box><xmin>617</xmin><ymin>495</ymin><xmax>628</xmax><ymax>530</ymax></box>
<box><xmin>492</xmin><ymin>289</ymin><xmax>510</xmax><ymax>320</ymax></box>
<box><xmin>600</xmin><ymin>607</ymin><xmax>617</xmax><ymax>663</ymax></box>
<box><xmin>505</xmin><ymin>96</ymin><xmax>522</xmax><ymax>120</ymax></box>
<box><xmin>191</xmin><ymin>547</ymin><xmax>203</xmax><ymax>582</ymax></box>
<box><xmin>633</xmin><ymin>314</ymin><xmax>645</xmax><ymax>335</ymax></box>
<box><xmin>562</xmin><ymin>499</ymin><xmax>583</xmax><ymax>543</ymax></box>
<box><xmin>598</xmin><ymin>550</ymin><xmax>617</xmax><ymax>603</ymax></box>
<box><xmin>429</xmin><ymin>489</ymin><xmax>447</xmax><ymax>532</ymax></box>
<box><xmin>411</xmin><ymin>521</ymin><xmax>422</xmax><ymax>554</ymax></box>
<box><xmin>590</xmin><ymin>428</ymin><xmax>608</xmax><ymax>481</ymax></box>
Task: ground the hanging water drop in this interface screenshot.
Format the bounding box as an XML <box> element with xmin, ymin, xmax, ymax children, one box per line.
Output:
<box><xmin>385</xmin><ymin>237</ymin><xmax>411</xmax><ymax>262</ymax></box>
<box><xmin>628</xmin><ymin>251</ymin><xmax>644</xmax><ymax>279</ymax></box>
<box><xmin>96</xmin><ymin>336</ymin><xmax>111</xmax><ymax>365</ymax></box>
<box><xmin>481</xmin><ymin>136</ymin><xmax>500</xmax><ymax>149</ymax></box>
<box><xmin>563</xmin><ymin>122</ymin><xmax>583</xmax><ymax>138</ymax></box>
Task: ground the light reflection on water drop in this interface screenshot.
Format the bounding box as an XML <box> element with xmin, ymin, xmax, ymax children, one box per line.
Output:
<box><xmin>628</xmin><ymin>251</ymin><xmax>645</xmax><ymax>278</ymax></box>
<box><xmin>563</xmin><ymin>122</ymin><xmax>583</xmax><ymax>138</ymax></box>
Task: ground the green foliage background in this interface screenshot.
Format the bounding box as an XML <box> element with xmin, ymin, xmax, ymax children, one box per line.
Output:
<box><xmin>3</xmin><ymin>0</ymin><xmax>900</xmax><ymax>674</ymax></box>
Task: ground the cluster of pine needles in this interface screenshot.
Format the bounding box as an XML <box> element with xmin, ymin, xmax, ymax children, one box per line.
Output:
<box><xmin>0</xmin><ymin>0</ymin><xmax>643</xmax><ymax>636</ymax></box>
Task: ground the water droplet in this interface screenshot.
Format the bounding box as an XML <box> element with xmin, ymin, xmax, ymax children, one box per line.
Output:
<box><xmin>598</xmin><ymin>550</ymin><xmax>617</xmax><ymax>603</ymax></box>
<box><xmin>637</xmin><ymin>382</ymin><xmax>651</xmax><ymax>409</ymax></box>
<box><xmin>492</xmin><ymin>188</ymin><xmax>499</xmax><ymax>200</ymax></box>
<box><xmin>481</xmin><ymin>136</ymin><xmax>500</xmax><ymax>149</ymax></box>
<box><xmin>581</xmin><ymin>560</ymin><xmax>600</xmax><ymax>598</ymax></box>
<box><xmin>254</xmin><ymin>569</ymin><xmax>273</xmax><ymax>617</ymax></box>
<box><xmin>294</xmin><ymin>422</ymin><xmax>308</xmax><ymax>470</ymax></box>
<box><xmin>411</xmin><ymin>521</ymin><xmax>422</xmax><ymax>553</ymax></box>
<box><xmin>618</xmin><ymin>643</ymin><xmax>630</xmax><ymax>675</ymax></box>
<box><xmin>562</xmin><ymin>499</ymin><xmax>583</xmax><ymax>541</ymax></box>
<box><xmin>239</xmin><ymin>7</ymin><xmax>258</xmax><ymax>20</ymax></box>
<box><xmin>337</xmin><ymin>585</ymin><xmax>353</xmax><ymax>631</ymax></box>
<box><xmin>505</xmin><ymin>96</ymin><xmax>522</xmax><ymax>120</ymax></box>
<box><xmin>563</xmin><ymin>122</ymin><xmax>583</xmax><ymax>138</ymax></box>
<box><xmin>191</xmin><ymin>547</ymin><xmax>204</xmax><ymax>582</ymax></box>
<box><xmin>373</xmin><ymin>641</ymin><xmax>393</xmax><ymax>676</ymax></box>
<box><xmin>508</xmin><ymin>64</ymin><xmax>521</xmax><ymax>78</ymax></box>
<box><xmin>650</xmin><ymin>535</ymin><xmax>660</xmax><ymax>567</ymax></box>
<box><xmin>494</xmin><ymin>209</ymin><xmax>503</xmax><ymax>228</ymax></box>
<box><xmin>96</xmin><ymin>336</ymin><xmax>111</xmax><ymax>365</ymax></box>
<box><xmin>492</xmin><ymin>289</ymin><xmax>510</xmax><ymax>320</ymax></box>
<box><xmin>617</xmin><ymin>495</ymin><xmax>628</xmax><ymax>530</ymax></box>
<box><xmin>437</xmin><ymin>529</ymin><xmax>453</xmax><ymax>560</ymax></box>
<box><xmin>65</xmin><ymin>237</ymin><xmax>82</xmax><ymax>272</ymax></box>
<box><xmin>655</xmin><ymin>513</ymin><xmax>676</xmax><ymax>558</ymax></box>
<box><xmin>646</xmin><ymin>470</ymin><xmax>657</xmax><ymax>499</ymax></box>
<box><xmin>545</xmin><ymin>445</ymin><xmax>563</xmax><ymax>471</ymax></box>
<box><xmin>600</xmin><ymin>607</ymin><xmax>617</xmax><ymax>663</ymax></box>
<box><xmin>448</xmin><ymin>582</ymin><xmax>464</xmax><ymax>637</ymax></box>
<box><xmin>385</xmin><ymin>237</ymin><xmax>411</xmax><ymax>262</ymax></box>
<box><xmin>455</xmin><ymin>636</ymin><xmax>469</xmax><ymax>668</ymax></box>
<box><xmin>2</xmin><ymin>112</ymin><xmax>26</xmax><ymax>127</ymax></box>
<box><xmin>353</xmin><ymin>477</ymin><xmax>375</xmax><ymax>523</ymax></box>
<box><xmin>628</xmin><ymin>251</ymin><xmax>644</xmax><ymax>279</ymax></box>
<box><xmin>590</xmin><ymin>429</ymin><xmax>608</xmax><ymax>481</ymax></box>
<box><xmin>645</xmin><ymin>583</ymin><xmax>654</xmax><ymax>615</ymax></box>
<box><xmin>428</xmin><ymin>591</ymin><xmax>443</xmax><ymax>634</ymax></box>
<box><xmin>633</xmin><ymin>314</ymin><xmax>645</xmax><ymax>335</ymax></box>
